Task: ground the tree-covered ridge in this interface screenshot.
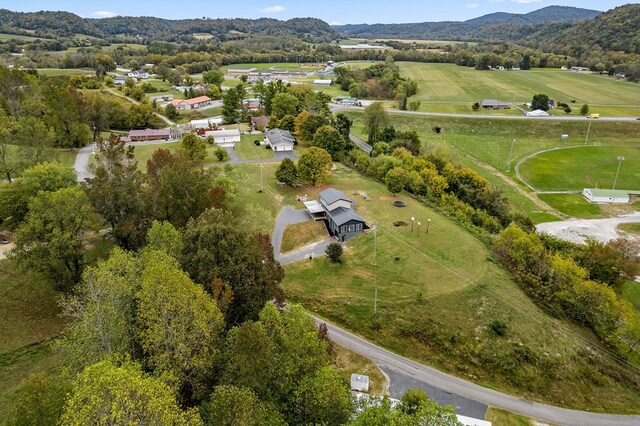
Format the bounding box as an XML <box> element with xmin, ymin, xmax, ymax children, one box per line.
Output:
<box><xmin>465</xmin><ymin>6</ymin><xmax>601</xmax><ymax>25</ymax></box>
<box><xmin>524</xmin><ymin>4</ymin><xmax>640</xmax><ymax>55</ymax></box>
<box><xmin>0</xmin><ymin>9</ymin><xmax>337</xmax><ymax>43</ymax></box>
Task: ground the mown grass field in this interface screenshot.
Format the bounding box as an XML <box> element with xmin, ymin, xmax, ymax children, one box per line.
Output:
<box><xmin>275</xmin><ymin>165</ymin><xmax>640</xmax><ymax>412</ymax></box>
<box><xmin>234</xmin><ymin>135</ymin><xmax>274</xmax><ymax>161</ymax></box>
<box><xmin>398</xmin><ymin>63</ymin><xmax>640</xmax><ymax>116</ymax></box>
<box><xmin>537</xmin><ymin>194</ymin><xmax>604</xmax><ymax>219</ymax></box>
<box><xmin>519</xmin><ymin>146</ymin><xmax>640</xmax><ymax>192</ymax></box>
<box><xmin>0</xmin><ymin>32</ymin><xmax>46</xmax><ymax>41</ymax></box>
<box><xmin>36</xmin><ymin>68</ymin><xmax>95</xmax><ymax>76</ymax></box>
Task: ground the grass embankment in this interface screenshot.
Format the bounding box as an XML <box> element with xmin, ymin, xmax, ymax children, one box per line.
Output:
<box><xmin>331</xmin><ymin>343</ymin><xmax>387</xmax><ymax>397</ymax></box>
<box><xmin>281</xmin><ymin>221</ymin><xmax>328</xmax><ymax>253</ymax></box>
<box><xmin>398</xmin><ymin>63</ymin><xmax>640</xmax><ymax>116</ymax></box>
<box><xmin>0</xmin><ymin>259</ymin><xmax>66</xmax><ymax>419</ymax></box>
<box><xmin>619</xmin><ymin>223</ymin><xmax>640</xmax><ymax>237</ymax></box>
<box><xmin>620</xmin><ymin>280</ymin><xmax>640</xmax><ymax>313</ymax></box>
<box><xmin>485</xmin><ymin>407</ymin><xmax>550</xmax><ymax>426</ymax></box>
<box><xmin>537</xmin><ymin>194</ymin><xmax>604</xmax><ymax>219</ymax></box>
<box><xmin>276</xmin><ymin>165</ymin><xmax>640</xmax><ymax>413</ymax></box>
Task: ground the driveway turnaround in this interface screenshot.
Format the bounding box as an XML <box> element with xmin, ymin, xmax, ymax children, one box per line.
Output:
<box><xmin>313</xmin><ymin>316</ymin><xmax>640</xmax><ymax>426</ymax></box>
<box><xmin>537</xmin><ymin>212</ymin><xmax>640</xmax><ymax>244</ymax></box>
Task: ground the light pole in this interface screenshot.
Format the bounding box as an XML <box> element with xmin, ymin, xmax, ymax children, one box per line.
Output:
<box><xmin>417</xmin><ymin>221</ymin><xmax>421</xmax><ymax>236</ymax></box>
<box><xmin>613</xmin><ymin>156</ymin><xmax>625</xmax><ymax>189</ymax></box>
<box><xmin>373</xmin><ymin>224</ymin><xmax>377</xmax><ymax>266</ymax></box>
<box><xmin>584</xmin><ymin>118</ymin><xmax>592</xmax><ymax>145</ymax></box>
<box><xmin>426</xmin><ymin>219</ymin><xmax>431</xmax><ymax>234</ymax></box>
<box><xmin>260</xmin><ymin>163</ymin><xmax>264</xmax><ymax>193</ymax></box>
<box><xmin>411</xmin><ymin>217</ymin><xmax>415</xmax><ymax>232</ymax></box>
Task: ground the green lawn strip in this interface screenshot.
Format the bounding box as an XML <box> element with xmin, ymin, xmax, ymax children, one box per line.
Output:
<box><xmin>485</xmin><ymin>407</ymin><xmax>543</xmax><ymax>426</ymax></box>
<box><xmin>281</xmin><ymin>221</ymin><xmax>329</xmax><ymax>254</ymax></box>
<box><xmin>519</xmin><ymin>146</ymin><xmax>640</xmax><ymax>192</ymax></box>
<box><xmin>36</xmin><ymin>68</ymin><xmax>95</xmax><ymax>76</ymax></box>
<box><xmin>398</xmin><ymin>63</ymin><xmax>640</xmax><ymax>111</ymax></box>
<box><xmin>234</xmin><ymin>135</ymin><xmax>274</xmax><ymax>161</ymax></box>
<box><xmin>330</xmin><ymin>343</ymin><xmax>388</xmax><ymax>397</ymax></box>
<box><xmin>618</xmin><ymin>223</ymin><xmax>640</xmax><ymax>237</ymax></box>
<box><xmin>537</xmin><ymin>194</ymin><xmax>604</xmax><ymax>219</ymax></box>
<box><xmin>619</xmin><ymin>280</ymin><xmax>640</xmax><ymax>313</ymax></box>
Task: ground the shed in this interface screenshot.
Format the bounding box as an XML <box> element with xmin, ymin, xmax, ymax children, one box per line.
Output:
<box><xmin>313</xmin><ymin>79</ymin><xmax>332</xmax><ymax>86</ymax></box>
<box><xmin>265</xmin><ymin>129</ymin><xmax>295</xmax><ymax>152</ymax></box>
<box><xmin>526</xmin><ymin>109</ymin><xmax>550</xmax><ymax>117</ymax></box>
<box><xmin>583</xmin><ymin>188</ymin><xmax>630</xmax><ymax>204</ymax></box>
<box><xmin>350</xmin><ymin>374</ymin><xmax>370</xmax><ymax>392</ymax></box>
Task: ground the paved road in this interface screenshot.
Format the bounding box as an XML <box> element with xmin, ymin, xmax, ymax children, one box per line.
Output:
<box><xmin>332</xmin><ymin>104</ymin><xmax>640</xmax><ymax>122</ymax></box>
<box><xmin>313</xmin><ymin>316</ymin><xmax>640</xmax><ymax>426</ymax></box>
<box><xmin>277</xmin><ymin>239</ymin><xmax>334</xmax><ymax>264</ymax></box>
<box><xmin>537</xmin><ymin>212</ymin><xmax>640</xmax><ymax>244</ymax></box>
<box><xmin>349</xmin><ymin>134</ymin><xmax>373</xmax><ymax>153</ymax></box>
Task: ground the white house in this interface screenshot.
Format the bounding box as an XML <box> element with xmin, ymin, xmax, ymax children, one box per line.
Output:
<box><xmin>191</xmin><ymin>118</ymin><xmax>223</xmax><ymax>129</ymax></box>
<box><xmin>127</xmin><ymin>70</ymin><xmax>149</xmax><ymax>79</ymax></box>
<box><xmin>583</xmin><ymin>188</ymin><xmax>630</xmax><ymax>204</ymax></box>
<box><xmin>265</xmin><ymin>129</ymin><xmax>295</xmax><ymax>152</ymax></box>
<box><xmin>350</xmin><ymin>374</ymin><xmax>369</xmax><ymax>392</ymax></box>
<box><xmin>205</xmin><ymin>128</ymin><xmax>241</xmax><ymax>145</ymax></box>
<box><xmin>313</xmin><ymin>79</ymin><xmax>332</xmax><ymax>86</ymax></box>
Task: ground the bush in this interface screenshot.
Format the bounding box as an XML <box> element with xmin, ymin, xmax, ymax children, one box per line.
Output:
<box><xmin>254</xmin><ymin>140</ymin><xmax>261</xmax><ymax>146</ymax></box>
<box><xmin>490</xmin><ymin>319</ymin><xmax>507</xmax><ymax>336</ymax></box>
<box><xmin>580</xmin><ymin>104</ymin><xmax>589</xmax><ymax>116</ymax></box>
<box><xmin>563</xmin><ymin>106</ymin><xmax>572</xmax><ymax>114</ymax></box>
<box><xmin>214</xmin><ymin>147</ymin><xmax>230</xmax><ymax>162</ymax></box>
<box><xmin>326</xmin><ymin>243</ymin><xmax>343</xmax><ymax>263</ymax></box>
<box><xmin>472</xmin><ymin>102</ymin><xmax>480</xmax><ymax>111</ymax></box>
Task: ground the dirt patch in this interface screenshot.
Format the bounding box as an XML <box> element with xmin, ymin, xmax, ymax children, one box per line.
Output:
<box><xmin>0</xmin><ymin>242</ymin><xmax>14</xmax><ymax>260</ymax></box>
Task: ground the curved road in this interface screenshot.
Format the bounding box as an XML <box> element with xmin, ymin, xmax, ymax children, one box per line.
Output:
<box><xmin>314</xmin><ymin>316</ymin><xmax>640</xmax><ymax>426</ymax></box>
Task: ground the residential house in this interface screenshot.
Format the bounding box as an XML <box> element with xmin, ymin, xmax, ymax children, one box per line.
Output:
<box><xmin>170</xmin><ymin>96</ymin><xmax>212</xmax><ymax>110</ymax></box>
<box><xmin>308</xmin><ymin>188</ymin><xmax>367</xmax><ymax>242</ymax></box>
<box><xmin>242</xmin><ymin>98</ymin><xmax>261</xmax><ymax>111</ymax></box>
<box><xmin>204</xmin><ymin>128</ymin><xmax>241</xmax><ymax>145</ymax></box>
<box><xmin>265</xmin><ymin>129</ymin><xmax>295</xmax><ymax>152</ymax></box>
<box><xmin>127</xmin><ymin>70</ymin><xmax>149</xmax><ymax>79</ymax></box>
<box><xmin>128</xmin><ymin>128</ymin><xmax>173</xmax><ymax>142</ymax></box>
<box><xmin>480</xmin><ymin>99</ymin><xmax>510</xmax><ymax>109</ymax></box>
<box><xmin>570</xmin><ymin>66</ymin><xmax>590</xmax><ymax>72</ymax></box>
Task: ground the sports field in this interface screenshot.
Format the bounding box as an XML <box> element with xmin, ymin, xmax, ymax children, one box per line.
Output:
<box><xmin>519</xmin><ymin>146</ymin><xmax>640</xmax><ymax>191</ymax></box>
<box><xmin>398</xmin><ymin>63</ymin><xmax>640</xmax><ymax>116</ymax></box>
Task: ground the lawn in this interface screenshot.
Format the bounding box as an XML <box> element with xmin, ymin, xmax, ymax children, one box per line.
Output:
<box><xmin>398</xmin><ymin>63</ymin><xmax>640</xmax><ymax>115</ymax></box>
<box><xmin>130</xmin><ymin>141</ymin><xmax>230</xmax><ymax>170</ymax></box>
<box><xmin>619</xmin><ymin>280</ymin><xmax>640</xmax><ymax>313</ymax></box>
<box><xmin>36</xmin><ymin>68</ymin><xmax>95</xmax><ymax>77</ymax></box>
<box><xmin>281</xmin><ymin>221</ymin><xmax>329</xmax><ymax>253</ymax></box>
<box><xmin>0</xmin><ymin>33</ymin><xmax>46</xmax><ymax>41</ymax></box>
<box><xmin>331</xmin><ymin>343</ymin><xmax>387</xmax><ymax>396</ymax></box>
<box><xmin>537</xmin><ymin>194</ymin><xmax>604</xmax><ymax>219</ymax></box>
<box><xmin>0</xmin><ymin>259</ymin><xmax>66</xmax><ymax>419</ymax></box>
<box><xmin>234</xmin><ymin>135</ymin><xmax>274</xmax><ymax>161</ymax></box>
<box><xmin>519</xmin><ymin>146</ymin><xmax>640</xmax><ymax>192</ymax></box>
<box><xmin>618</xmin><ymin>223</ymin><xmax>640</xmax><ymax>237</ymax></box>
<box><xmin>277</xmin><ymin>165</ymin><xmax>640</xmax><ymax>412</ymax></box>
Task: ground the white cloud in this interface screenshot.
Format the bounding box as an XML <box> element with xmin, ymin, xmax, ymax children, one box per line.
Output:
<box><xmin>510</xmin><ymin>0</ymin><xmax>542</xmax><ymax>4</ymax></box>
<box><xmin>261</xmin><ymin>5</ymin><xmax>286</xmax><ymax>13</ymax></box>
<box><xmin>91</xmin><ymin>11</ymin><xmax>117</xmax><ymax>18</ymax></box>
<box><xmin>466</xmin><ymin>3</ymin><xmax>479</xmax><ymax>8</ymax></box>
<box><xmin>489</xmin><ymin>0</ymin><xmax>505</xmax><ymax>3</ymax></box>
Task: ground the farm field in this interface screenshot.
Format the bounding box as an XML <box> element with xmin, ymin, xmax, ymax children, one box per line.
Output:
<box><xmin>519</xmin><ymin>146</ymin><xmax>640</xmax><ymax>192</ymax></box>
<box><xmin>398</xmin><ymin>63</ymin><xmax>640</xmax><ymax>115</ymax></box>
<box><xmin>0</xmin><ymin>32</ymin><xmax>45</xmax><ymax>41</ymax></box>
<box><xmin>36</xmin><ymin>68</ymin><xmax>95</xmax><ymax>76</ymax></box>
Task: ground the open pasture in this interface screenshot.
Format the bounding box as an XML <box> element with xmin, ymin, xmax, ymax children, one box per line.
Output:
<box><xmin>398</xmin><ymin>63</ymin><xmax>640</xmax><ymax>115</ymax></box>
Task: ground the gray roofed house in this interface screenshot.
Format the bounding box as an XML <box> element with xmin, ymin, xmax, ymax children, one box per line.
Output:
<box><xmin>306</xmin><ymin>188</ymin><xmax>368</xmax><ymax>241</ymax></box>
<box><xmin>265</xmin><ymin>129</ymin><xmax>295</xmax><ymax>152</ymax></box>
<box><xmin>480</xmin><ymin>99</ymin><xmax>511</xmax><ymax>109</ymax></box>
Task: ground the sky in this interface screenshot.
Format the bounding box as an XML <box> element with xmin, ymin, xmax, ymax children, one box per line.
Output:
<box><xmin>1</xmin><ymin>1</ymin><xmax>633</xmax><ymax>24</ymax></box>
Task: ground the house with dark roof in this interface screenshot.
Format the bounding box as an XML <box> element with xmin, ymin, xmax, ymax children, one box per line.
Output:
<box><xmin>127</xmin><ymin>128</ymin><xmax>173</xmax><ymax>142</ymax></box>
<box><xmin>265</xmin><ymin>129</ymin><xmax>295</xmax><ymax>152</ymax></box>
<box><xmin>304</xmin><ymin>188</ymin><xmax>368</xmax><ymax>241</ymax></box>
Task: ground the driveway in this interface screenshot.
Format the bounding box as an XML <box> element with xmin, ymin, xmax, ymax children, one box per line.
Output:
<box><xmin>271</xmin><ymin>206</ymin><xmax>314</xmax><ymax>255</ymax></box>
<box><xmin>537</xmin><ymin>213</ymin><xmax>640</xmax><ymax>244</ymax></box>
<box><xmin>313</xmin><ymin>316</ymin><xmax>640</xmax><ymax>426</ymax></box>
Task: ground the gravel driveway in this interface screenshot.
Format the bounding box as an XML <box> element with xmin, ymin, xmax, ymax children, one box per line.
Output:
<box><xmin>536</xmin><ymin>213</ymin><xmax>640</xmax><ymax>244</ymax></box>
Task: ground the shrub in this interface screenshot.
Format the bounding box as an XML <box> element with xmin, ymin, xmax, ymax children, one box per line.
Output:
<box><xmin>326</xmin><ymin>243</ymin><xmax>343</xmax><ymax>263</ymax></box>
<box><xmin>472</xmin><ymin>102</ymin><xmax>480</xmax><ymax>111</ymax></box>
<box><xmin>254</xmin><ymin>140</ymin><xmax>261</xmax><ymax>146</ymax></box>
<box><xmin>214</xmin><ymin>147</ymin><xmax>229</xmax><ymax>162</ymax></box>
<box><xmin>490</xmin><ymin>320</ymin><xmax>507</xmax><ymax>337</ymax></box>
<box><xmin>563</xmin><ymin>106</ymin><xmax>572</xmax><ymax>114</ymax></box>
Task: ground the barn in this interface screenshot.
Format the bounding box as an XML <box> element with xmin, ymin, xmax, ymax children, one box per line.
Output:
<box><xmin>582</xmin><ymin>188</ymin><xmax>630</xmax><ymax>204</ymax></box>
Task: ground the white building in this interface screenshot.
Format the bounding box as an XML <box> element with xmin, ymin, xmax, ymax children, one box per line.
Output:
<box><xmin>205</xmin><ymin>129</ymin><xmax>241</xmax><ymax>145</ymax></box>
<box><xmin>583</xmin><ymin>188</ymin><xmax>630</xmax><ymax>204</ymax></box>
<box><xmin>265</xmin><ymin>129</ymin><xmax>295</xmax><ymax>152</ymax></box>
<box><xmin>350</xmin><ymin>374</ymin><xmax>369</xmax><ymax>392</ymax></box>
<box><xmin>313</xmin><ymin>79</ymin><xmax>332</xmax><ymax>86</ymax></box>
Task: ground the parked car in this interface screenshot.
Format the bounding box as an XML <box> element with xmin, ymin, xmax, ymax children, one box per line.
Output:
<box><xmin>0</xmin><ymin>239</ymin><xmax>9</xmax><ymax>245</ymax></box>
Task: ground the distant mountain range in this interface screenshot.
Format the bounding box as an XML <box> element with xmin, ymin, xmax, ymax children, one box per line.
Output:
<box><xmin>334</xmin><ymin>6</ymin><xmax>601</xmax><ymax>41</ymax></box>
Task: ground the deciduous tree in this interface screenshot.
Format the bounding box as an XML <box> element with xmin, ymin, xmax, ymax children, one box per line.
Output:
<box><xmin>312</xmin><ymin>125</ymin><xmax>349</xmax><ymax>160</ymax></box>
<box><xmin>363</xmin><ymin>102</ymin><xmax>389</xmax><ymax>144</ymax></box>
<box><xmin>297</xmin><ymin>146</ymin><xmax>332</xmax><ymax>186</ymax></box>
<box><xmin>275</xmin><ymin>157</ymin><xmax>298</xmax><ymax>186</ymax></box>
<box><xmin>181</xmin><ymin>133</ymin><xmax>207</xmax><ymax>161</ymax></box>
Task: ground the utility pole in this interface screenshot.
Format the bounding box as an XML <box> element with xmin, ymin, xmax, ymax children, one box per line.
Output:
<box><xmin>260</xmin><ymin>163</ymin><xmax>263</xmax><ymax>193</ymax></box>
<box><xmin>584</xmin><ymin>119</ymin><xmax>592</xmax><ymax>145</ymax></box>
<box><xmin>373</xmin><ymin>224</ymin><xmax>377</xmax><ymax>265</ymax></box>
<box><xmin>613</xmin><ymin>156</ymin><xmax>625</xmax><ymax>189</ymax></box>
